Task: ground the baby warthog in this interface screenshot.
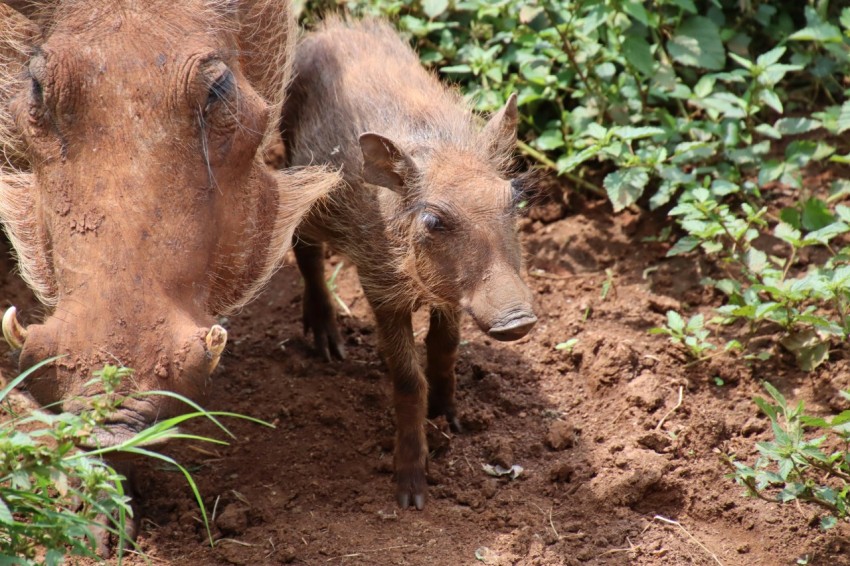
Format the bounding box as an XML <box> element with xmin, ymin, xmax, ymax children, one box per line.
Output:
<box><xmin>282</xmin><ymin>19</ymin><xmax>537</xmax><ymax>509</ymax></box>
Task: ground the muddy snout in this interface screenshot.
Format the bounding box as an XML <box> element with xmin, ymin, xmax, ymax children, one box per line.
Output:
<box><xmin>8</xmin><ymin>305</ymin><xmax>227</xmax><ymax>438</ymax></box>
<box><xmin>487</xmin><ymin>309</ymin><xmax>538</xmax><ymax>341</ymax></box>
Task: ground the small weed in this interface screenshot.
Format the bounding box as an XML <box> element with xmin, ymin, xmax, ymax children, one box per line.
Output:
<box><xmin>727</xmin><ymin>382</ymin><xmax>850</xmax><ymax>530</ymax></box>
<box><xmin>650</xmin><ymin>310</ymin><xmax>716</xmax><ymax>360</ymax></box>
<box><xmin>554</xmin><ymin>338</ymin><xmax>578</xmax><ymax>353</ymax></box>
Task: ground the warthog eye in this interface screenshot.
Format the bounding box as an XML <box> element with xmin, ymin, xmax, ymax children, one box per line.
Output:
<box><xmin>205</xmin><ymin>69</ymin><xmax>234</xmax><ymax>113</ymax></box>
<box><xmin>30</xmin><ymin>76</ymin><xmax>43</xmax><ymax>106</ymax></box>
<box><xmin>420</xmin><ymin>211</ymin><xmax>445</xmax><ymax>232</ymax></box>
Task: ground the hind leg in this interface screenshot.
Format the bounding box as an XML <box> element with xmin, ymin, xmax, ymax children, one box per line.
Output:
<box><xmin>293</xmin><ymin>237</ymin><xmax>345</xmax><ymax>361</ymax></box>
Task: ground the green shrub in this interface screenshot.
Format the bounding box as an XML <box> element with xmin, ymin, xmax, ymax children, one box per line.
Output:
<box><xmin>300</xmin><ymin>0</ymin><xmax>850</xmax><ymax>367</ymax></box>
<box><xmin>0</xmin><ymin>361</ymin><xmax>269</xmax><ymax>564</ymax></box>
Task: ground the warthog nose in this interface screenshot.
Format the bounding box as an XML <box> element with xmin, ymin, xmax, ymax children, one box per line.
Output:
<box><xmin>487</xmin><ymin>313</ymin><xmax>537</xmax><ymax>342</ymax></box>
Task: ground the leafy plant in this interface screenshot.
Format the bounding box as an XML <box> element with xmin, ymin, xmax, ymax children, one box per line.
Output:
<box><xmin>728</xmin><ymin>382</ymin><xmax>850</xmax><ymax>530</ymax></box>
<box><xmin>650</xmin><ymin>310</ymin><xmax>717</xmax><ymax>360</ymax></box>
<box><xmin>669</xmin><ymin>188</ymin><xmax>850</xmax><ymax>369</ymax></box>
<box><xmin>0</xmin><ymin>361</ymin><xmax>270</xmax><ymax>563</ymax></box>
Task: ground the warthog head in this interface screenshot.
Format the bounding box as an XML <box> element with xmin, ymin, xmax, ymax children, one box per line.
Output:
<box><xmin>0</xmin><ymin>0</ymin><xmax>337</xmax><ymax>445</ymax></box>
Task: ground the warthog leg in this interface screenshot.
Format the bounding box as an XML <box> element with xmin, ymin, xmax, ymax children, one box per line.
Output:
<box><xmin>294</xmin><ymin>237</ymin><xmax>346</xmax><ymax>362</ymax></box>
<box><xmin>425</xmin><ymin>306</ymin><xmax>463</xmax><ymax>433</ymax></box>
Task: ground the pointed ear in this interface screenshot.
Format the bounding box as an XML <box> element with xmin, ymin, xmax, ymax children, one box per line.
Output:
<box><xmin>483</xmin><ymin>93</ymin><xmax>518</xmax><ymax>158</ymax></box>
<box><xmin>359</xmin><ymin>132</ymin><xmax>417</xmax><ymax>195</ymax></box>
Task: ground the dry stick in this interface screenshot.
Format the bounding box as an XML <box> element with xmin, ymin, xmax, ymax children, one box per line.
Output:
<box><xmin>654</xmin><ymin>515</ymin><xmax>724</xmax><ymax>566</ymax></box>
<box><xmin>655</xmin><ymin>386</ymin><xmax>684</xmax><ymax>431</ymax></box>
<box><xmin>326</xmin><ymin>544</ymin><xmax>419</xmax><ymax>562</ymax></box>
<box><xmin>529</xmin><ymin>269</ymin><xmax>573</xmax><ymax>281</ymax></box>
<box><xmin>531</xmin><ymin>502</ymin><xmax>560</xmax><ymax>540</ymax></box>
<box><xmin>210</xmin><ymin>494</ymin><xmax>221</xmax><ymax>526</ymax></box>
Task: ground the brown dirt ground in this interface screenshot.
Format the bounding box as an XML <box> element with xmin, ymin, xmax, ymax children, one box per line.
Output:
<box><xmin>3</xmin><ymin>186</ymin><xmax>850</xmax><ymax>565</ymax></box>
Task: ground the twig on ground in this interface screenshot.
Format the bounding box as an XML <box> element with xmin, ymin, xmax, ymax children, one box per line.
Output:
<box><xmin>325</xmin><ymin>544</ymin><xmax>419</xmax><ymax>562</ymax></box>
<box><xmin>529</xmin><ymin>268</ymin><xmax>572</xmax><ymax>281</ymax></box>
<box><xmin>654</xmin><ymin>515</ymin><xmax>724</xmax><ymax>566</ymax></box>
<box><xmin>210</xmin><ymin>495</ymin><xmax>221</xmax><ymax>525</ymax></box>
<box><xmin>656</xmin><ymin>386</ymin><xmax>684</xmax><ymax>430</ymax></box>
<box><xmin>218</xmin><ymin>538</ymin><xmax>255</xmax><ymax>547</ymax></box>
<box><xmin>531</xmin><ymin>502</ymin><xmax>560</xmax><ymax>540</ymax></box>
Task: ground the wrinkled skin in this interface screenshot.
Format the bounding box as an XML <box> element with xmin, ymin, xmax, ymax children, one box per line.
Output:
<box><xmin>282</xmin><ymin>19</ymin><xmax>537</xmax><ymax>510</ymax></box>
<box><xmin>0</xmin><ymin>2</ymin><xmax>336</xmax><ymax>551</ymax></box>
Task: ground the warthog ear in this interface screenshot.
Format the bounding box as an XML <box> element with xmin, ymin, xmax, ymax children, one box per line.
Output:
<box><xmin>233</xmin><ymin>0</ymin><xmax>295</xmax><ymax>151</ymax></box>
<box><xmin>359</xmin><ymin>132</ymin><xmax>418</xmax><ymax>195</ymax></box>
<box><xmin>483</xmin><ymin>93</ymin><xmax>519</xmax><ymax>159</ymax></box>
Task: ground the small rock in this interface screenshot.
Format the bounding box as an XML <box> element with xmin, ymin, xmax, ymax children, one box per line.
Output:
<box><xmin>487</xmin><ymin>438</ymin><xmax>514</xmax><ymax>468</ymax></box>
<box><xmin>737</xmin><ymin>544</ymin><xmax>750</xmax><ymax>554</ymax></box>
<box><xmin>741</xmin><ymin>417</ymin><xmax>766</xmax><ymax>437</ymax></box>
<box><xmin>546</xmin><ymin>420</ymin><xmax>576</xmax><ymax>451</ymax></box>
<box><xmin>215</xmin><ymin>503</ymin><xmax>249</xmax><ymax>536</ymax></box>
<box><xmin>549</xmin><ymin>462</ymin><xmax>574</xmax><ymax>483</ymax></box>
<box><xmin>637</xmin><ymin>430</ymin><xmax>672</xmax><ymax>453</ymax></box>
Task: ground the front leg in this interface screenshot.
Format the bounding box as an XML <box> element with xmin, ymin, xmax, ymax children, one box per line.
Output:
<box><xmin>372</xmin><ymin>306</ymin><xmax>428</xmax><ymax>510</ymax></box>
<box><xmin>425</xmin><ymin>306</ymin><xmax>462</xmax><ymax>432</ymax></box>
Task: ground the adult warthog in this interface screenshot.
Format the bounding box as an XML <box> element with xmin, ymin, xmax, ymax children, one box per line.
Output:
<box><xmin>0</xmin><ymin>0</ymin><xmax>337</xmax><ymax>546</ymax></box>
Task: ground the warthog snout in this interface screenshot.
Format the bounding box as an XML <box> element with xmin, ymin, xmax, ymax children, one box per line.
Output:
<box><xmin>11</xmin><ymin>302</ymin><xmax>229</xmax><ymax>441</ymax></box>
<box><xmin>487</xmin><ymin>310</ymin><xmax>538</xmax><ymax>342</ymax></box>
<box><xmin>464</xmin><ymin>265</ymin><xmax>537</xmax><ymax>342</ymax></box>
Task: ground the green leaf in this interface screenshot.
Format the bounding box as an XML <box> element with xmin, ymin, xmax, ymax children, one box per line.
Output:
<box><xmin>805</xmin><ymin>222</ymin><xmax>849</xmax><ymax>245</ymax></box>
<box><xmin>611</xmin><ymin>126</ymin><xmax>665</xmax><ymax>141</ymax></box>
<box><xmin>557</xmin><ymin>145</ymin><xmax>602</xmax><ymax>174</ymax></box>
<box><xmin>774</xmin><ymin>222</ymin><xmax>802</xmax><ymax>247</ymax></box>
<box><xmin>780</xmin><ymin>207</ymin><xmax>802</xmax><ymax>229</ymax></box>
<box><xmin>821</xmin><ymin>516</ymin><xmax>838</xmax><ymax>530</ymax></box>
<box><xmin>744</xmin><ymin>248</ymin><xmax>767</xmax><ymax>274</ymax></box>
<box><xmin>837</xmin><ymin>101</ymin><xmax>850</xmax><ymax>135</ymax></box>
<box><xmin>422</xmin><ymin>0</ymin><xmax>449</xmax><ymax>19</ymax></box>
<box><xmin>440</xmin><ymin>64</ymin><xmax>472</xmax><ymax>74</ymax></box>
<box><xmin>667</xmin><ymin>235</ymin><xmax>701</xmax><ymax>256</ymax></box>
<box><xmin>555</xmin><ymin>338</ymin><xmax>579</xmax><ymax>352</ymax></box>
<box><xmin>667</xmin><ymin>16</ymin><xmax>726</xmax><ymax>71</ymax></box>
<box><xmin>801</xmin><ymin>198</ymin><xmax>835</xmax><ymax>231</ymax></box>
<box><xmin>759</xmin><ymin>90</ymin><xmax>783</xmax><ymax>114</ymax></box>
<box><xmin>622</xmin><ymin>35</ymin><xmax>655</xmax><ymax>76</ymax></box>
<box><xmin>0</xmin><ymin>497</ymin><xmax>13</xmax><ymax>525</ymax></box>
<box><xmin>621</xmin><ymin>0</ymin><xmax>649</xmax><ymax>26</ymax></box>
<box><xmin>789</xmin><ymin>10</ymin><xmax>843</xmax><ymax>43</ymax></box>
<box><xmin>535</xmin><ymin>129</ymin><xmax>565</xmax><ymax>151</ymax></box>
<box><xmin>757</xmin><ymin>46</ymin><xmax>786</xmax><ymax>68</ymax></box>
<box><xmin>762</xmin><ymin>382</ymin><xmax>787</xmax><ymax>411</ymax></box>
<box><xmin>754</xmin><ymin>396</ymin><xmax>779</xmax><ymax>422</ymax></box>
<box><xmin>775</xmin><ymin>117</ymin><xmax>822</xmax><ymax>135</ymax></box>
<box><xmin>603</xmin><ymin>167</ymin><xmax>650</xmax><ymax>212</ymax></box>
<box><xmin>666</xmin><ymin>310</ymin><xmax>685</xmax><ymax>333</ymax></box>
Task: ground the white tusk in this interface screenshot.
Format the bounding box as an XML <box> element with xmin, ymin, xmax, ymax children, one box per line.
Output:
<box><xmin>2</xmin><ymin>306</ymin><xmax>28</xmax><ymax>350</ymax></box>
<box><xmin>205</xmin><ymin>324</ymin><xmax>227</xmax><ymax>369</ymax></box>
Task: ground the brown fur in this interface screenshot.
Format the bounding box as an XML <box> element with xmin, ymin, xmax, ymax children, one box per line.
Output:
<box><xmin>0</xmin><ymin>1</ymin><xmax>339</xmax><ymax>443</ymax></box>
<box><xmin>281</xmin><ymin>18</ymin><xmax>536</xmax><ymax>509</ymax></box>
